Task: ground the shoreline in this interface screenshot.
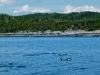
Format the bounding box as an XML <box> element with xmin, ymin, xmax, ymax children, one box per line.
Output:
<box><xmin>0</xmin><ymin>30</ymin><xmax>100</xmax><ymax>37</ymax></box>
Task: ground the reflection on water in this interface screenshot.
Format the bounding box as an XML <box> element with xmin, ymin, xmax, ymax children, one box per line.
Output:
<box><xmin>0</xmin><ymin>37</ymin><xmax>100</xmax><ymax>75</ymax></box>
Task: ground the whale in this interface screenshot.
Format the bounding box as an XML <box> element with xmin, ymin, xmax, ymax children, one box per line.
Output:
<box><xmin>60</xmin><ymin>58</ymin><xmax>71</xmax><ymax>61</ymax></box>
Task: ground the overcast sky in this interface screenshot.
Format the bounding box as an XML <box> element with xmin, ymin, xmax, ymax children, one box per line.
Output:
<box><xmin>0</xmin><ymin>0</ymin><xmax>100</xmax><ymax>15</ymax></box>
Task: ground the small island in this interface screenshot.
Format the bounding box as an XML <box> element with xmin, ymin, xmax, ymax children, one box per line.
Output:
<box><xmin>0</xmin><ymin>11</ymin><xmax>100</xmax><ymax>36</ymax></box>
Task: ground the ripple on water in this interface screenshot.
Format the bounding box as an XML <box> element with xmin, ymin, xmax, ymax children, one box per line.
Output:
<box><xmin>0</xmin><ymin>69</ymin><xmax>9</xmax><ymax>73</ymax></box>
<box><xmin>0</xmin><ymin>63</ymin><xmax>26</xmax><ymax>69</ymax></box>
<box><xmin>67</xmin><ymin>66</ymin><xmax>88</xmax><ymax>71</ymax></box>
<box><xmin>23</xmin><ymin>52</ymin><xmax>58</xmax><ymax>57</ymax></box>
<box><xmin>16</xmin><ymin>65</ymin><xmax>26</xmax><ymax>68</ymax></box>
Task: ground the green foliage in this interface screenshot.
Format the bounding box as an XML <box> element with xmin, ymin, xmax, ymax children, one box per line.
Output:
<box><xmin>0</xmin><ymin>12</ymin><xmax>100</xmax><ymax>33</ymax></box>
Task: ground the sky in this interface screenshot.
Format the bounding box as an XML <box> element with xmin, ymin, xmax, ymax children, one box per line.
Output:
<box><xmin>0</xmin><ymin>0</ymin><xmax>100</xmax><ymax>15</ymax></box>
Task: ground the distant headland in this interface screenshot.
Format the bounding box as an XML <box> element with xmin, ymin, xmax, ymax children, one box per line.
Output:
<box><xmin>0</xmin><ymin>11</ymin><xmax>100</xmax><ymax>36</ymax></box>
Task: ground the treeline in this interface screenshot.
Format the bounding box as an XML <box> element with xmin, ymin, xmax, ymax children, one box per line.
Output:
<box><xmin>0</xmin><ymin>11</ymin><xmax>100</xmax><ymax>33</ymax></box>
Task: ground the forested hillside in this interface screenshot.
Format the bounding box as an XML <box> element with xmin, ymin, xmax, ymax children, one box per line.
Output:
<box><xmin>0</xmin><ymin>11</ymin><xmax>100</xmax><ymax>33</ymax></box>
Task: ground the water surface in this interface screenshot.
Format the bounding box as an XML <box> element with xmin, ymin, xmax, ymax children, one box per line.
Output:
<box><xmin>0</xmin><ymin>37</ymin><xmax>100</xmax><ymax>75</ymax></box>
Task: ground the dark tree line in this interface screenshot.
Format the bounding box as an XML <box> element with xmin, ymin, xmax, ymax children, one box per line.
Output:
<box><xmin>0</xmin><ymin>11</ymin><xmax>100</xmax><ymax>33</ymax></box>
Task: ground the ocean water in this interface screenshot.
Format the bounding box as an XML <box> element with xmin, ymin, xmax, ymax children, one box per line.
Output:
<box><xmin>0</xmin><ymin>36</ymin><xmax>100</xmax><ymax>75</ymax></box>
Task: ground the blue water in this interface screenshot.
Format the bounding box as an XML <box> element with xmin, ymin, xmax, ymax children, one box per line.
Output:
<box><xmin>0</xmin><ymin>36</ymin><xmax>100</xmax><ymax>75</ymax></box>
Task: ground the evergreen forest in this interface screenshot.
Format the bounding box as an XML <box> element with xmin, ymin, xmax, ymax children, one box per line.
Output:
<box><xmin>0</xmin><ymin>11</ymin><xmax>100</xmax><ymax>33</ymax></box>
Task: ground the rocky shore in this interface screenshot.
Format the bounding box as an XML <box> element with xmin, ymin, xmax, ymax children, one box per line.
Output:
<box><xmin>0</xmin><ymin>30</ymin><xmax>100</xmax><ymax>37</ymax></box>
